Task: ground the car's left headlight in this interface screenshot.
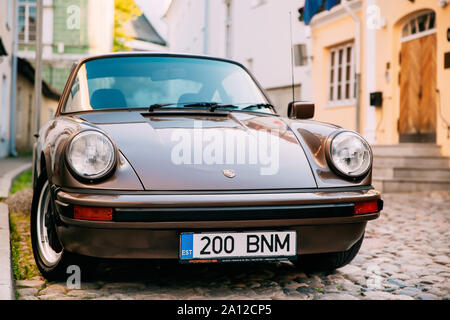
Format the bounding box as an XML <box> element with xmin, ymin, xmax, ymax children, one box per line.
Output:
<box><xmin>66</xmin><ymin>130</ymin><xmax>116</xmax><ymax>181</ymax></box>
<box><xmin>327</xmin><ymin>131</ymin><xmax>372</xmax><ymax>178</ymax></box>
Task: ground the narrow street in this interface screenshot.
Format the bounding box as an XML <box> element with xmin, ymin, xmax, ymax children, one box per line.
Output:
<box><xmin>14</xmin><ymin>191</ymin><xmax>450</xmax><ymax>300</ymax></box>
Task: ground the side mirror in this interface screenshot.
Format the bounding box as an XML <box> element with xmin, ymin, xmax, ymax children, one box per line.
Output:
<box><xmin>287</xmin><ymin>102</ymin><xmax>315</xmax><ymax>119</ymax></box>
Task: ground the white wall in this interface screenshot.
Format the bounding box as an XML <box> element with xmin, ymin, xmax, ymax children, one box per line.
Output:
<box><xmin>165</xmin><ymin>0</ymin><xmax>207</xmax><ymax>54</ymax></box>
<box><xmin>165</xmin><ymin>0</ymin><xmax>313</xmax><ymax>113</ymax></box>
<box><xmin>88</xmin><ymin>0</ymin><xmax>114</xmax><ymax>55</ymax></box>
<box><xmin>0</xmin><ymin>0</ymin><xmax>15</xmax><ymax>157</ymax></box>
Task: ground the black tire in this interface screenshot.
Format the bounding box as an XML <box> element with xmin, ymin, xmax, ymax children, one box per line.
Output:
<box><xmin>31</xmin><ymin>173</ymin><xmax>97</xmax><ymax>281</ymax></box>
<box><xmin>294</xmin><ymin>234</ymin><xmax>364</xmax><ymax>273</ymax></box>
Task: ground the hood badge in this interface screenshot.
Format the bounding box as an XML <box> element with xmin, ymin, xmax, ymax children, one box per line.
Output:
<box><xmin>222</xmin><ymin>169</ymin><xmax>236</xmax><ymax>179</ymax></box>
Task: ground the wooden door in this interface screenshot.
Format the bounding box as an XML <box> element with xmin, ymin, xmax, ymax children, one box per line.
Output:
<box><xmin>399</xmin><ymin>34</ymin><xmax>437</xmax><ymax>142</ymax></box>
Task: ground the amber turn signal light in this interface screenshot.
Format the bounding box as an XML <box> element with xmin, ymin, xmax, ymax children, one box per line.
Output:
<box><xmin>354</xmin><ymin>200</ymin><xmax>379</xmax><ymax>215</ymax></box>
<box><xmin>74</xmin><ymin>205</ymin><xmax>113</xmax><ymax>221</ymax></box>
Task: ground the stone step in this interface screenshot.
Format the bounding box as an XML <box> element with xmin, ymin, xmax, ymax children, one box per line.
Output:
<box><xmin>373</xmin><ymin>156</ymin><xmax>450</xmax><ymax>169</ymax></box>
<box><xmin>372</xmin><ymin>144</ymin><xmax>442</xmax><ymax>157</ymax></box>
<box><xmin>373</xmin><ymin>179</ymin><xmax>450</xmax><ymax>193</ymax></box>
<box><xmin>373</xmin><ymin>167</ymin><xmax>450</xmax><ymax>182</ymax></box>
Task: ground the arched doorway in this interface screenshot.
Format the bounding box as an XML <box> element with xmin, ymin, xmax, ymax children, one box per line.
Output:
<box><xmin>399</xmin><ymin>10</ymin><xmax>437</xmax><ymax>143</ymax></box>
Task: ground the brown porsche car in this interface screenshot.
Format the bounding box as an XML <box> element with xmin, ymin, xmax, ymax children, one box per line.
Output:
<box><xmin>31</xmin><ymin>53</ymin><xmax>382</xmax><ymax>280</ymax></box>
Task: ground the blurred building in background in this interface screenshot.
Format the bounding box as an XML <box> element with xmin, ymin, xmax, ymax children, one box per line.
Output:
<box><xmin>123</xmin><ymin>13</ymin><xmax>167</xmax><ymax>51</ymax></box>
<box><xmin>7</xmin><ymin>0</ymin><xmax>115</xmax><ymax>155</ymax></box>
<box><xmin>15</xmin><ymin>57</ymin><xmax>59</xmax><ymax>153</ymax></box>
<box><xmin>302</xmin><ymin>0</ymin><xmax>450</xmax><ymax>192</ymax></box>
<box><xmin>18</xmin><ymin>0</ymin><xmax>114</xmax><ymax>93</ymax></box>
<box><xmin>165</xmin><ymin>0</ymin><xmax>313</xmax><ymax>117</ymax></box>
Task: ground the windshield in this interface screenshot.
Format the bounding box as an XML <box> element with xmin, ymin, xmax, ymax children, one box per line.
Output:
<box><xmin>63</xmin><ymin>56</ymin><xmax>274</xmax><ymax>114</ymax></box>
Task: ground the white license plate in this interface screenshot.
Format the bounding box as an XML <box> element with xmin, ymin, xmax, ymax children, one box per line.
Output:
<box><xmin>179</xmin><ymin>231</ymin><xmax>297</xmax><ymax>262</ymax></box>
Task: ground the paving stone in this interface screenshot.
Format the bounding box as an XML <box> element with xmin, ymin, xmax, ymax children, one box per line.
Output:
<box><xmin>319</xmin><ymin>293</ymin><xmax>359</xmax><ymax>300</ymax></box>
<box><xmin>15</xmin><ymin>280</ymin><xmax>45</xmax><ymax>289</ymax></box>
<box><xmin>386</xmin><ymin>279</ymin><xmax>408</xmax><ymax>288</ymax></box>
<box><xmin>363</xmin><ymin>291</ymin><xmax>414</xmax><ymax>300</ymax></box>
<box><xmin>66</xmin><ymin>290</ymin><xmax>99</xmax><ymax>298</ymax></box>
<box><xmin>397</xmin><ymin>287</ymin><xmax>423</xmax><ymax>297</ymax></box>
<box><xmin>17</xmin><ymin>288</ymin><xmax>39</xmax><ymax>297</ymax></box>
<box><xmin>433</xmin><ymin>255</ymin><xmax>450</xmax><ymax>265</ymax></box>
<box><xmin>38</xmin><ymin>284</ymin><xmax>67</xmax><ymax>296</ymax></box>
<box><xmin>38</xmin><ymin>293</ymin><xmax>68</xmax><ymax>300</ymax></box>
<box><xmin>418</xmin><ymin>293</ymin><xmax>439</xmax><ymax>300</ymax></box>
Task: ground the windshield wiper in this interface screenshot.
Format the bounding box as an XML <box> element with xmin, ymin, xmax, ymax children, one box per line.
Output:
<box><xmin>240</xmin><ymin>103</ymin><xmax>276</xmax><ymax>112</ymax></box>
<box><xmin>148</xmin><ymin>103</ymin><xmax>177</xmax><ymax>112</ymax></box>
<box><xmin>183</xmin><ymin>102</ymin><xmax>239</xmax><ymax>112</ymax></box>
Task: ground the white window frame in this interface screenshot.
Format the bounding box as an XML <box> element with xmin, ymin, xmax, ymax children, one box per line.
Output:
<box><xmin>401</xmin><ymin>10</ymin><xmax>436</xmax><ymax>43</ymax></box>
<box><xmin>327</xmin><ymin>42</ymin><xmax>356</xmax><ymax>107</ymax></box>
<box><xmin>18</xmin><ymin>0</ymin><xmax>37</xmax><ymax>44</ymax></box>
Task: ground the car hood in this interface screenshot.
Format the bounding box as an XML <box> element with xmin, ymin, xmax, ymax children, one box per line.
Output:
<box><xmin>79</xmin><ymin>111</ymin><xmax>317</xmax><ymax>190</ymax></box>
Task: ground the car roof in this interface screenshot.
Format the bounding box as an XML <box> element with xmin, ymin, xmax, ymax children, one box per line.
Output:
<box><xmin>75</xmin><ymin>52</ymin><xmax>246</xmax><ymax>69</ymax></box>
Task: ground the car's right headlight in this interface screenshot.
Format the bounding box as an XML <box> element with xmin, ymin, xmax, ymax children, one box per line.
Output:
<box><xmin>66</xmin><ymin>130</ymin><xmax>116</xmax><ymax>181</ymax></box>
<box><xmin>326</xmin><ymin>131</ymin><xmax>372</xmax><ymax>178</ymax></box>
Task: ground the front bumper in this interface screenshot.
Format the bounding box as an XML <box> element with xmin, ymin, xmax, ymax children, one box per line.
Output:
<box><xmin>54</xmin><ymin>188</ymin><xmax>382</xmax><ymax>259</ymax></box>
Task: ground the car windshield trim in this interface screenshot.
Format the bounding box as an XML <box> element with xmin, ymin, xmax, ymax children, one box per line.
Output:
<box><xmin>59</xmin><ymin>56</ymin><xmax>277</xmax><ymax>116</ymax></box>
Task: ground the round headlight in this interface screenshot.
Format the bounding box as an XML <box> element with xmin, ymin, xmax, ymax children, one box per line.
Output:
<box><xmin>328</xmin><ymin>131</ymin><xmax>372</xmax><ymax>178</ymax></box>
<box><xmin>67</xmin><ymin>131</ymin><xmax>116</xmax><ymax>180</ymax></box>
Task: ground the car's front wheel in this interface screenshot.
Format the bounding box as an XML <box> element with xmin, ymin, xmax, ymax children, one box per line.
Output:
<box><xmin>31</xmin><ymin>174</ymin><xmax>95</xmax><ymax>281</ymax></box>
<box><xmin>294</xmin><ymin>234</ymin><xmax>364</xmax><ymax>273</ymax></box>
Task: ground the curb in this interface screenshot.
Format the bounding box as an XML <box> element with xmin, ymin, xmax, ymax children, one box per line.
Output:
<box><xmin>0</xmin><ymin>203</ymin><xmax>14</xmax><ymax>300</ymax></box>
<box><xmin>0</xmin><ymin>162</ymin><xmax>32</xmax><ymax>300</ymax></box>
<box><xmin>0</xmin><ymin>163</ymin><xmax>32</xmax><ymax>199</ymax></box>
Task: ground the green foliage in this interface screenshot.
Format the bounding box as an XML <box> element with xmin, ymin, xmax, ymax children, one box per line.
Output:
<box><xmin>114</xmin><ymin>0</ymin><xmax>142</xmax><ymax>52</ymax></box>
<box><xmin>10</xmin><ymin>170</ymin><xmax>32</xmax><ymax>195</ymax></box>
<box><xmin>9</xmin><ymin>217</ymin><xmax>24</xmax><ymax>280</ymax></box>
<box><xmin>9</xmin><ymin>213</ymin><xmax>40</xmax><ymax>281</ymax></box>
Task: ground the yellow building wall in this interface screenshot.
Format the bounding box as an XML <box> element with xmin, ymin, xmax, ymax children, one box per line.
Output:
<box><xmin>310</xmin><ymin>0</ymin><xmax>450</xmax><ymax>156</ymax></box>
<box><xmin>375</xmin><ymin>0</ymin><xmax>450</xmax><ymax>156</ymax></box>
<box><xmin>311</xmin><ymin>12</ymin><xmax>363</xmax><ymax>131</ymax></box>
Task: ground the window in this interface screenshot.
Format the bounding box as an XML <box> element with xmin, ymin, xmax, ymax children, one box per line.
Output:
<box><xmin>401</xmin><ymin>11</ymin><xmax>436</xmax><ymax>42</ymax></box>
<box><xmin>293</xmin><ymin>44</ymin><xmax>308</xmax><ymax>67</ymax></box>
<box><xmin>328</xmin><ymin>42</ymin><xmax>355</xmax><ymax>105</ymax></box>
<box><xmin>18</xmin><ymin>0</ymin><xmax>37</xmax><ymax>44</ymax></box>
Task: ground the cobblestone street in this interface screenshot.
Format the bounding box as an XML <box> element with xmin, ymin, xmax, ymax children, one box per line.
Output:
<box><xmin>14</xmin><ymin>191</ymin><xmax>450</xmax><ymax>300</ymax></box>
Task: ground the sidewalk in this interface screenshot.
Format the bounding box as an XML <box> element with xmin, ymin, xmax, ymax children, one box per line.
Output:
<box><xmin>0</xmin><ymin>157</ymin><xmax>32</xmax><ymax>300</ymax></box>
<box><xmin>0</xmin><ymin>158</ymin><xmax>32</xmax><ymax>198</ymax></box>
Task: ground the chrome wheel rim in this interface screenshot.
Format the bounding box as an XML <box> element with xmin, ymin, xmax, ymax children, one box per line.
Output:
<box><xmin>36</xmin><ymin>181</ymin><xmax>62</xmax><ymax>267</ymax></box>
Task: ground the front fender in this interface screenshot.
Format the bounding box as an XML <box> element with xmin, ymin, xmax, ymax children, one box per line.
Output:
<box><xmin>283</xmin><ymin>118</ymin><xmax>372</xmax><ymax>188</ymax></box>
<box><xmin>36</xmin><ymin>117</ymin><xmax>144</xmax><ymax>191</ymax></box>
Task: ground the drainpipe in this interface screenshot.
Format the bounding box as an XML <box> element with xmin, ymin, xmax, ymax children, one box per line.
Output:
<box><xmin>34</xmin><ymin>0</ymin><xmax>43</xmax><ymax>134</ymax></box>
<box><xmin>364</xmin><ymin>0</ymin><xmax>377</xmax><ymax>144</ymax></box>
<box><xmin>203</xmin><ymin>0</ymin><xmax>209</xmax><ymax>55</ymax></box>
<box><xmin>342</xmin><ymin>0</ymin><xmax>361</xmax><ymax>134</ymax></box>
<box><xmin>9</xmin><ymin>0</ymin><xmax>19</xmax><ymax>157</ymax></box>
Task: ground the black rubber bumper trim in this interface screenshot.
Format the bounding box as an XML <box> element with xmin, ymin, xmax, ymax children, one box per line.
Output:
<box><xmin>112</xmin><ymin>203</ymin><xmax>355</xmax><ymax>222</ymax></box>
